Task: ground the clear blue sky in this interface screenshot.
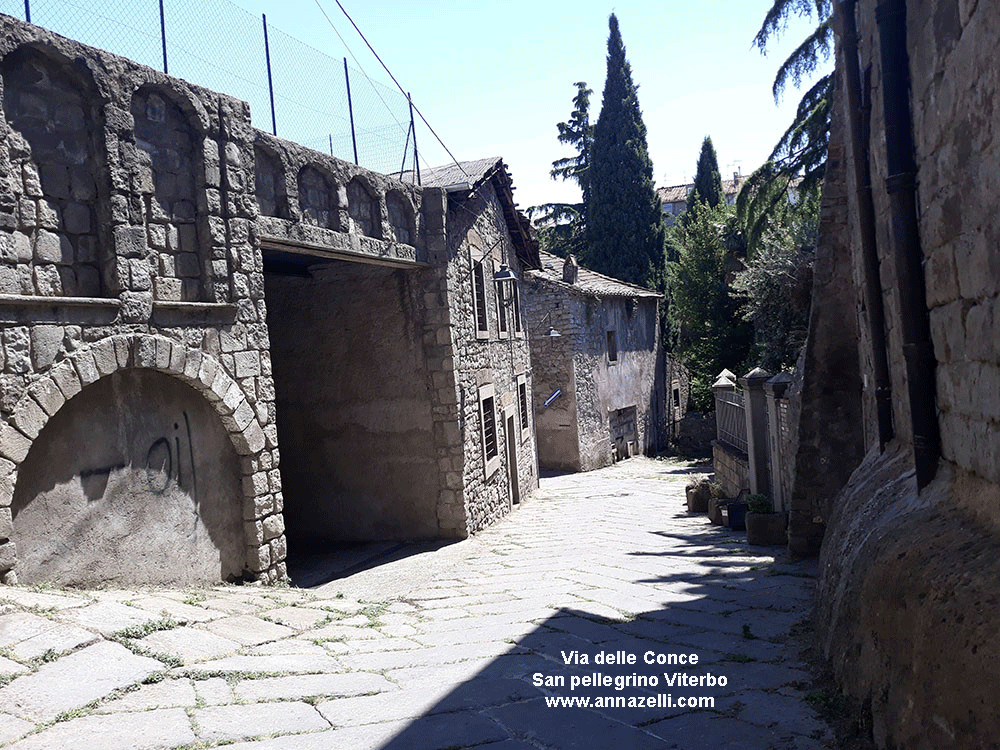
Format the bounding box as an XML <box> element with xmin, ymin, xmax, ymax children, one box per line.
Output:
<box><xmin>4</xmin><ymin>0</ymin><xmax>830</xmax><ymax>212</ymax></box>
<box><xmin>225</xmin><ymin>0</ymin><xmax>830</xmax><ymax>210</ymax></box>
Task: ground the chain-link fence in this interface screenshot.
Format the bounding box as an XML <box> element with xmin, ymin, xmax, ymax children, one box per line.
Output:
<box><xmin>0</xmin><ymin>0</ymin><xmax>417</xmax><ymax>176</ymax></box>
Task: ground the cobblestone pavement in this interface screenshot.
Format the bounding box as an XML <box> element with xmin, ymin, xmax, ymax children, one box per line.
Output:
<box><xmin>0</xmin><ymin>457</ymin><xmax>834</xmax><ymax>749</ymax></box>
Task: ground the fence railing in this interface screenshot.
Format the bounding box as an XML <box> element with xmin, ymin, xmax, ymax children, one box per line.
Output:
<box><xmin>715</xmin><ymin>387</ymin><xmax>747</xmax><ymax>455</ymax></box>
<box><xmin>1</xmin><ymin>0</ymin><xmax>418</xmax><ymax>177</ymax></box>
<box><xmin>713</xmin><ymin>369</ymin><xmax>795</xmax><ymax>512</ymax></box>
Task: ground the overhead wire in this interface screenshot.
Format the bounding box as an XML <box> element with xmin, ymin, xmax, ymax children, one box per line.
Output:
<box><xmin>317</xmin><ymin>0</ymin><xmax>469</xmax><ymax>178</ymax></box>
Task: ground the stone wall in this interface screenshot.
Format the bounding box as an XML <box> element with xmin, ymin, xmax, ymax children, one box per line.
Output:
<box><xmin>711</xmin><ymin>440</ymin><xmax>748</xmax><ymax>499</ymax></box>
<box><xmin>524</xmin><ymin>270</ymin><xmax>663</xmax><ymax>473</ymax></box>
<box><xmin>443</xmin><ymin>182</ymin><xmax>538</xmax><ymax>533</ymax></box>
<box><xmin>0</xmin><ymin>18</ymin><xmax>284</xmax><ymax>583</ymax></box>
<box><xmin>811</xmin><ymin>1</ymin><xmax>1000</xmax><ymax>746</ymax></box>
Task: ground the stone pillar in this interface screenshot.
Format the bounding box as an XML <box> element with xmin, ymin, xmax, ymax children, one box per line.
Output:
<box><xmin>765</xmin><ymin>372</ymin><xmax>793</xmax><ymax>512</ymax></box>
<box><xmin>711</xmin><ymin>369</ymin><xmax>736</xmax><ymax>443</ymax></box>
<box><xmin>741</xmin><ymin>368</ymin><xmax>772</xmax><ymax>496</ymax></box>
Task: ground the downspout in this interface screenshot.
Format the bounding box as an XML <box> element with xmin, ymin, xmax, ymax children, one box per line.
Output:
<box><xmin>875</xmin><ymin>0</ymin><xmax>940</xmax><ymax>488</ymax></box>
<box><xmin>839</xmin><ymin>0</ymin><xmax>894</xmax><ymax>449</ymax></box>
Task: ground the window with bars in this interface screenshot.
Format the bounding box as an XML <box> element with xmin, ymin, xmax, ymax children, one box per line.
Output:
<box><xmin>517</xmin><ymin>374</ymin><xmax>529</xmax><ymax>441</ymax></box>
<box><xmin>479</xmin><ymin>383</ymin><xmax>500</xmax><ymax>477</ymax></box>
<box><xmin>496</xmin><ymin>280</ymin><xmax>508</xmax><ymax>334</ymax></box>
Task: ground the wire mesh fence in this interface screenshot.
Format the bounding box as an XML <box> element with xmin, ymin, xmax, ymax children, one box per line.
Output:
<box><xmin>0</xmin><ymin>0</ymin><xmax>416</xmax><ymax>176</ymax></box>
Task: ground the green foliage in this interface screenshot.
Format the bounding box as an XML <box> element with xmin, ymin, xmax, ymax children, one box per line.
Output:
<box><xmin>529</xmin><ymin>82</ymin><xmax>594</xmax><ymax>259</ymax></box>
<box><xmin>732</xmin><ymin>190</ymin><xmax>819</xmax><ymax>371</ymax></box>
<box><xmin>665</xmin><ymin>201</ymin><xmax>752</xmax><ymax>411</ymax></box>
<box><xmin>686</xmin><ymin>136</ymin><xmax>725</xmax><ymax>215</ymax></box>
<box><xmin>585</xmin><ymin>13</ymin><xmax>665</xmax><ymax>288</ymax></box>
<box><xmin>747</xmin><ymin>494</ymin><xmax>773</xmax><ymax>513</ymax></box>
<box><xmin>739</xmin><ymin>0</ymin><xmax>833</xmax><ymax>257</ymax></box>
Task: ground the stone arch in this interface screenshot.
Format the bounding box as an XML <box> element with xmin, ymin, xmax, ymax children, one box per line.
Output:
<box><xmin>386</xmin><ymin>189</ymin><xmax>414</xmax><ymax>245</ymax></box>
<box><xmin>0</xmin><ymin>43</ymin><xmax>112</xmax><ymax>297</ymax></box>
<box><xmin>297</xmin><ymin>164</ymin><xmax>338</xmax><ymax>230</ymax></box>
<box><xmin>347</xmin><ymin>176</ymin><xmax>380</xmax><ymax>239</ymax></box>
<box><xmin>130</xmin><ymin>84</ymin><xmax>206</xmax><ymax>302</ymax></box>
<box><xmin>253</xmin><ymin>143</ymin><xmax>289</xmax><ymax>219</ymax></box>
<box><xmin>0</xmin><ymin>334</ymin><xmax>273</xmax><ymax>584</ymax></box>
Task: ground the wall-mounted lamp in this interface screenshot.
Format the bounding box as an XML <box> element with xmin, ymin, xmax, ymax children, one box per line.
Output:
<box><xmin>538</xmin><ymin>311</ymin><xmax>561</xmax><ymax>338</ymax></box>
<box><xmin>493</xmin><ymin>264</ymin><xmax>518</xmax><ymax>309</ymax></box>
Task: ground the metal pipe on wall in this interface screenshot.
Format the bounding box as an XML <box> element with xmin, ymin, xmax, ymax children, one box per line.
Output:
<box><xmin>875</xmin><ymin>0</ymin><xmax>940</xmax><ymax>488</ymax></box>
<box><xmin>838</xmin><ymin>0</ymin><xmax>894</xmax><ymax>449</ymax></box>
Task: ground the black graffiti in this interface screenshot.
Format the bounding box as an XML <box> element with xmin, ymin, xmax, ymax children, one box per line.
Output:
<box><xmin>144</xmin><ymin>411</ymin><xmax>198</xmax><ymax>496</ymax></box>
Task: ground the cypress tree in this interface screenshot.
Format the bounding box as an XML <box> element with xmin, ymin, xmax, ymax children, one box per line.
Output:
<box><xmin>585</xmin><ymin>13</ymin><xmax>664</xmax><ymax>288</ymax></box>
<box><xmin>686</xmin><ymin>136</ymin><xmax>725</xmax><ymax>215</ymax></box>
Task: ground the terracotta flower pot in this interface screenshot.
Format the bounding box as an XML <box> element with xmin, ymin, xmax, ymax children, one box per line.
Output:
<box><xmin>746</xmin><ymin>511</ymin><xmax>788</xmax><ymax>546</ymax></box>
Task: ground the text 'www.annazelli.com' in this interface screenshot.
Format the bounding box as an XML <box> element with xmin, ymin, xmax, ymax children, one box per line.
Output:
<box><xmin>543</xmin><ymin>695</ymin><xmax>715</xmax><ymax>709</ymax></box>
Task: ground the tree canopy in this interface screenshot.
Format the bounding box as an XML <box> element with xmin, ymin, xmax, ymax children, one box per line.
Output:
<box><xmin>585</xmin><ymin>13</ymin><xmax>664</xmax><ymax>288</ymax></box>
<box><xmin>685</xmin><ymin>136</ymin><xmax>725</xmax><ymax>215</ymax></box>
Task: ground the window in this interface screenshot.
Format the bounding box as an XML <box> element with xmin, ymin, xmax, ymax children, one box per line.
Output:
<box><xmin>511</xmin><ymin>282</ymin><xmax>522</xmax><ymax>335</ymax></box>
<box><xmin>479</xmin><ymin>384</ymin><xmax>500</xmax><ymax>477</ymax></box>
<box><xmin>386</xmin><ymin>192</ymin><xmax>412</xmax><ymax>244</ymax></box>
<box><xmin>517</xmin><ymin>374</ymin><xmax>529</xmax><ymax>441</ymax></box>
<box><xmin>471</xmin><ymin>251</ymin><xmax>489</xmax><ymax>339</ymax></box>
<box><xmin>607</xmin><ymin>330</ymin><xmax>618</xmax><ymax>363</ymax></box>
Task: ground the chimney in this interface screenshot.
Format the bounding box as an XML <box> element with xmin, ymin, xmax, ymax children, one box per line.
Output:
<box><xmin>562</xmin><ymin>255</ymin><xmax>579</xmax><ymax>285</ymax></box>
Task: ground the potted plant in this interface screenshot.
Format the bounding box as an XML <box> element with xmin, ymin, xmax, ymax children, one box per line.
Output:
<box><xmin>726</xmin><ymin>495</ymin><xmax>748</xmax><ymax>531</ymax></box>
<box><xmin>707</xmin><ymin>484</ymin><xmax>730</xmax><ymax>525</ymax></box>
<box><xmin>745</xmin><ymin>494</ymin><xmax>788</xmax><ymax>545</ymax></box>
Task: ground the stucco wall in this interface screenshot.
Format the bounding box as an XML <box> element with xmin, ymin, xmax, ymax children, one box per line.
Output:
<box><xmin>812</xmin><ymin>2</ymin><xmax>1000</xmax><ymax>747</ymax></box>
<box><xmin>264</xmin><ymin>261</ymin><xmax>441</xmax><ymax>543</ymax></box>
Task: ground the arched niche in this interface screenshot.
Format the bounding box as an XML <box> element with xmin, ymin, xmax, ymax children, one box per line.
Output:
<box><xmin>297</xmin><ymin>165</ymin><xmax>338</xmax><ymax>230</ymax></box>
<box><xmin>0</xmin><ymin>44</ymin><xmax>110</xmax><ymax>297</ymax></box>
<box><xmin>386</xmin><ymin>190</ymin><xmax>414</xmax><ymax>245</ymax></box>
<box><xmin>253</xmin><ymin>144</ymin><xmax>289</xmax><ymax>219</ymax></box>
<box><xmin>130</xmin><ymin>85</ymin><xmax>204</xmax><ymax>301</ymax></box>
<box><xmin>11</xmin><ymin>368</ymin><xmax>245</xmax><ymax>586</ymax></box>
<box><xmin>347</xmin><ymin>176</ymin><xmax>380</xmax><ymax>239</ymax></box>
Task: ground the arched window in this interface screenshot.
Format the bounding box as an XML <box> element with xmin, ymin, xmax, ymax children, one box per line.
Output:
<box><xmin>254</xmin><ymin>145</ymin><xmax>288</xmax><ymax>219</ymax></box>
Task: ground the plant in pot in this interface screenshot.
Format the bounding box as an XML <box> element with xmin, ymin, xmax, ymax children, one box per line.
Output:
<box><xmin>707</xmin><ymin>484</ymin><xmax>730</xmax><ymax>525</ymax></box>
<box><xmin>745</xmin><ymin>494</ymin><xmax>788</xmax><ymax>546</ymax></box>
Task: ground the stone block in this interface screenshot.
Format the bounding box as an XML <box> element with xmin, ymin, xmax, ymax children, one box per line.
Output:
<box><xmin>154</xmin><ymin>276</ymin><xmax>182</xmax><ymax>301</ymax></box>
<box><xmin>92</xmin><ymin>338</ymin><xmax>118</xmax><ymax>376</ymax></box>
<box><xmin>37</xmin><ymin>199</ymin><xmax>60</xmax><ymax>230</ymax></box>
<box><xmin>32</xmin><ymin>264</ymin><xmax>62</xmax><ymax>295</ymax></box>
<box><xmin>262</xmin><ymin>513</ymin><xmax>284</xmax><ymax>541</ymax></box>
<box><xmin>233</xmin><ymin>350</ymin><xmax>259</xmax><ymax>378</ymax></box>
<box><xmin>242</xmin><ymin>471</ymin><xmax>269</xmax><ymax>498</ymax></box>
<box><xmin>248</xmin><ymin>544</ymin><xmax>271</xmax><ymax>573</ymax></box>
<box><xmin>231</xmin><ymin>399</ymin><xmax>255</xmax><ymax>432</ymax></box>
<box><xmin>114</xmin><ymin>224</ymin><xmax>148</xmax><ymax>258</ymax></box>
<box><xmin>49</xmin><ymin>361</ymin><xmax>82</xmax><ymax>400</ymax></box>
<box><xmin>27</xmin><ymin>379</ymin><xmax>64</xmax><ymax>418</ymax></box>
<box><xmin>30</xmin><ymin>231</ymin><xmax>69</xmax><ymax>266</ymax></box>
<box><xmin>118</xmin><ymin>291</ymin><xmax>152</xmax><ymax>323</ymax></box>
<box><xmin>269</xmin><ymin>534</ymin><xmax>287</xmax><ymax>562</ymax></box>
<box><xmin>0</xmin><ymin>425</ymin><xmax>27</xmax><ymax>464</ymax></box>
<box><xmin>63</xmin><ymin>202</ymin><xmax>91</xmax><ymax>235</ymax></box>
<box><xmin>244</xmin><ymin>519</ymin><xmax>264</xmax><ymax>546</ymax></box>
<box><xmin>242</xmin><ymin>419</ymin><xmax>266</xmax><ymax>454</ymax></box>
<box><xmin>128</xmin><ymin>257</ymin><xmax>151</xmax><ymax>291</ymax></box>
<box><xmin>0</xmin><ymin>264</ymin><xmax>17</xmax><ymax>295</ymax></box>
<box><xmin>73</xmin><ymin>350</ymin><xmax>100</xmax><ymax>385</ymax></box>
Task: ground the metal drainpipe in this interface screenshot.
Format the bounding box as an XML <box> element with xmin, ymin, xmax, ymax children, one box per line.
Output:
<box><xmin>839</xmin><ymin>0</ymin><xmax>894</xmax><ymax>449</ymax></box>
<box><xmin>875</xmin><ymin>0</ymin><xmax>940</xmax><ymax>488</ymax></box>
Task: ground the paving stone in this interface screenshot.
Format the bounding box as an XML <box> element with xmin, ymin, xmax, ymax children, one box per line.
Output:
<box><xmin>0</xmin><ymin>657</ymin><xmax>27</xmax><ymax>677</ymax></box>
<box><xmin>95</xmin><ymin>678</ymin><xmax>197</xmax><ymax>713</ymax></box>
<box><xmin>194</xmin><ymin>701</ymin><xmax>329</xmax><ymax>744</ymax></box>
<box><xmin>234</xmin><ymin>672</ymin><xmax>393</xmax><ymax>702</ymax></box>
<box><xmin>261</xmin><ymin>606</ymin><xmax>331</xmax><ymax>630</ymax></box>
<box><xmin>202</xmin><ymin>615</ymin><xmax>295</xmax><ymax>645</ymax></box>
<box><xmin>245</xmin><ymin>638</ymin><xmax>333</xmax><ymax>657</ymax></box>
<box><xmin>6</xmin><ymin>707</ymin><xmax>194</xmax><ymax>750</ymax></box>
<box><xmin>181</xmin><ymin>653</ymin><xmax>343</xmax><ymax>676</ymax></box>
<box><xmin>644</xmin><ymin>711</ymin><xmax>784</xmax><ymax>749</ymax></box>
<box><xmin>0</xmin><ymin>641</ymin><xmax>162</xmax><ymax>722</ymax></box>
<box><xmin>128</xmin><ymin>595</ymin><xmax>225</xmax><ymax>623</ymax></box>
<box><xmin>0</xmin><ymin>713</ymin><xmax>32</xmax><ymax>745</ymax></box>
<box><xmin>0</xmin><ymin>589</ymin><xmax>90</xmax><ymax>611</ymax></box>
<box><xmin>0</xmin><ymin>612</ymin><xmax>98</xmax><ymax>661</ymax></box>
<box><xmin>138</xmin><ymin>626</ymin><xmax>240</xmax><ymax>662</ymax></box>
<box><xmin>193</xmin><ymin>677</ymin><xmax>234</xmax><ymax>706</ymax></box>
<box><xmin>60</xmin><ymin>601</ymin><xmax>152</xmax><ymax>636</ymax></box>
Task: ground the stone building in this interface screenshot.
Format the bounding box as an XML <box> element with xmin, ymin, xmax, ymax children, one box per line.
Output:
<box><xmin>0</xmin><ymin>15</ymin><xmax>538</xmax><ymax>586</ymax></box>
<box><xmin>792</xmin><ymin>0</ymin><xmax>1000</xmax><ymax>746</ymax></box>
<box><xmin>523</xmin><ymin>251</ymin><xmax>665</xmax><ymax>471</ymax></box>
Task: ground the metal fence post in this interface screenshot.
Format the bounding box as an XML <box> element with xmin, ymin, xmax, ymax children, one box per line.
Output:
<box><xmin>158</xmin><ymin>0</ymin><xmax>168</xmax><ymax>74</ymax></box>
<box><xmin>24</xmin><ymin>0</ymin><xmax>30</xmax><ymax>23</ymax></box>
<box><xmin>262</xmin><ymin>15</ymin><xmax>277</xmax><ymax>136</ymax></box>
<box><xmin>344</xmin><ymin>58</ymin><xmax>358</xmax><ymax>165</ymax></box>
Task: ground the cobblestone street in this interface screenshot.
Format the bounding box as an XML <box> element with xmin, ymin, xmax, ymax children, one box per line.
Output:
<box><xmin>0</xmin><ymin>458</ymin><xmax>832</xmax><ymax>749</ymax></box>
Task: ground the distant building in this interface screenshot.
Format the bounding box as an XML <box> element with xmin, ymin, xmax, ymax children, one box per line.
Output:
<box><xmin>522</xmin><ymin>251</ymin><xmax>665</xmax><ymax>472</ymax></box>
<box><xmin>657</xmin><ymin>173</ymin><xmax>746</xmax><ymax>225</ymax></box>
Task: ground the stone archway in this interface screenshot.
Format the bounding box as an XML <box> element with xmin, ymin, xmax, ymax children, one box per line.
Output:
<box><xmin>0</xmin><ymin>334</ymin><xmax>276</xmax><ymax>585</ymax></box>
